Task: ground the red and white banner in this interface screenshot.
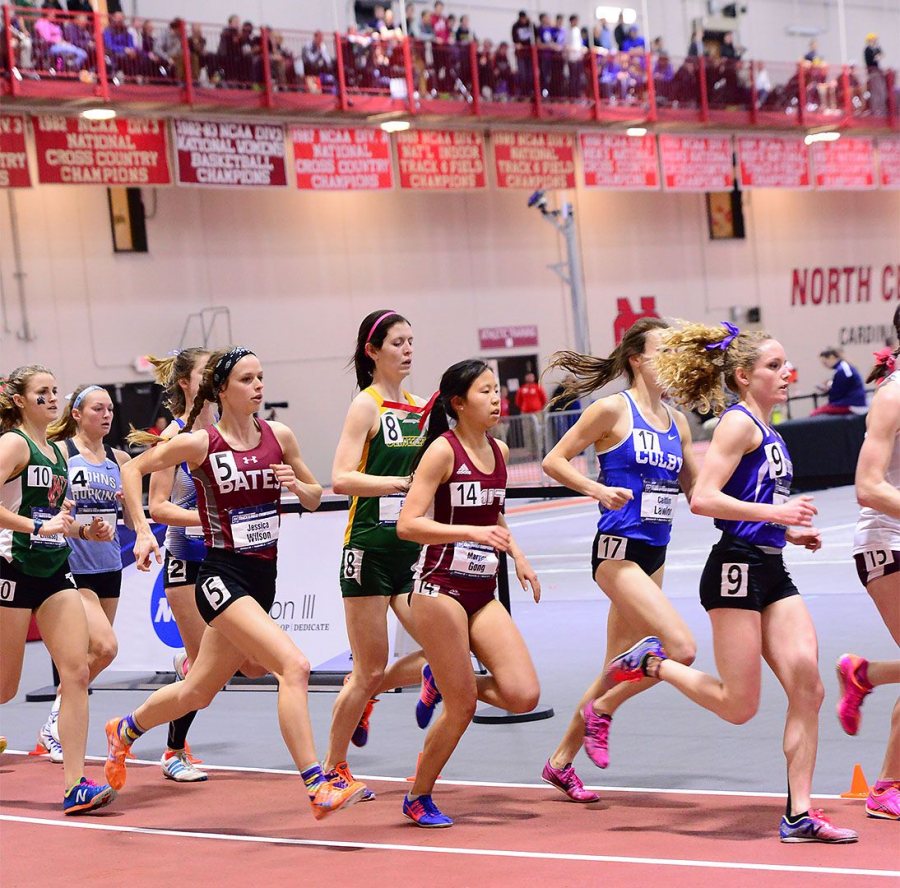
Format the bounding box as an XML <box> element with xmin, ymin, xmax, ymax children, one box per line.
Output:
<box><xmin>292</xmin><ymin>126</ymin><xmax>393</xmax><ymax>190</ymax></box>
<box><xmin>877</xmin><ymin>139</ymin><xmax>900</xmax><ymax>190</ymax></box>
<box><xmin>580</xmin><ymin>132</ymin><xmax>659</xmax><ymax>189</ymax></box>
<box><xmin>479</xmin><ymin>325</ymin><xmax>539</xmax><ymax>350</ymax></box>
<box><xmin>737</xmin><ymin>136</ymin><xmax>810</xmax><ymax>189</ymax></box>
<box><xmin>811</xmin><ymin>137</ymin><xmax>876</xmax><ymax>190</ymax></box>
<box><xmin>174</xmin><ymin>119</ymin><xmax>286</xmax><ymax>187</ymax></box>
<box><xmin>493</xmin><ymin>131</ymin><xmax>576</xmax><ymax>190</ymax></box>
<box><xmin>32</xmin><ymin>115</ymin><xmax>169</xmax><ymax>185</ymax></box>
<box><xmin>0</xmin><ymin>115</ymin><xmax>31</xmax><ymax>188</ymax></box>
<box><xmin>659</xmin><ymin>135</ymin><xmax>734</xmax><ymax>191</ymax></box>
<box><xmin>396</xmin><ymin>130</ymin><xmax>486</xmax><ymax>190</ymax></box>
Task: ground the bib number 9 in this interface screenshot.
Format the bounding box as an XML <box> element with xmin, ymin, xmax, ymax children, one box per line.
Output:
<box><xmin>720</xmin><ymin>562</ymin><xmax>749</xmax><ymax>598</ymax></box>
<box><xmin>764</xmin><ymin>443</ymin><xmax>788</xmax><ymax>479</ymax></box>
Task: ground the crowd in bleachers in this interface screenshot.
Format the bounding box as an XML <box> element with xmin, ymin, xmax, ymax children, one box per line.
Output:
<box><xmin>0</xmin><ymin>2</ymin><xmax>893</xmax><ymax>115</ymax></box>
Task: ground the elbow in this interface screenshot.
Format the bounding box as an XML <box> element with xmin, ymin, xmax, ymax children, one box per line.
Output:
<box><xmin>396</xmin><ymin>517</ymin><xmax>415</xmax><ymax>541</ymax></box>
<box><xmin>856</xmin><ymin>483</ymin><xmax>877</xmax><ymax>510</ymax></box>
<box><xmin>148</xmin><ymin>503</ymin><xmax>164</xmax><ymax>523</ymax></box>
<box><xmin>689</xmin><ymin>494</ymin><xmax>711</xmax><ymax>516</ymax></box>
<box><xmin>331</xmin><ymin>474</ymin><xmax>349</xmax><ymax>496</ymax></box>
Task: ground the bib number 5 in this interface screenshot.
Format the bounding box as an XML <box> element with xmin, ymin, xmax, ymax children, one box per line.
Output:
<box><xmin>201</xmin><ymin>576</ymin><xmax>232</xmax><ymax>611</ymax></box>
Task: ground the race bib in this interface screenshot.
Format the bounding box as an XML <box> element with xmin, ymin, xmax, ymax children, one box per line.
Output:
<box><xmin>412</xmin><ymin>578</ymin><xmax>441</xmax><ymax>597</ymax></box>
<box><xmin>450</xmin><ymin>481</ymin><xmax>482</xmax><ymax>508</ymax></box>
<box><xmin>764</xmin><ymin>442</ymin><xmax>790</xmax><ymax>479</ymax></box>
<box><xmin>27</xmin><ymin>465</ymin><xmax>53</xmax><ymax>488</ymax></box>
<box><xmin>595</xmin><ymin>534</ymin><xmax>626</xmax><ymax>561</ymax></box>
<box><xmin>720</xmin><ymin>562</ymin><xmax>749</xmax><ymax>598</ymax></box>
<box><xmin>449</xmin><ymin>542</ymin><xmax>499</xmax><ymax>579</ymax></box>
<box><xmin>73</xmin><ymin>502</ymin><xmax>117</xmax><ymax>529</ymax></box>
<box><xmin>229</xmin><ymin>504</ymin><xmax>279</xmax><ymax>552</ymax></box>
<box><xmin>0</xmin><ymin>578</ymin><xmax>16</xmax><ymax>603</ymax></box>
<box><xmin>640</xmin><ymin>479</ymin><xmax>677</xmax><ymax>523</ymax></box>
<box><xmin>30</xmin><ymin>507</ymin><xmax>66</xmax><ymax>548</ymax></box>
<box><xmin>859</xmin><ymin>546</ymin><xmax>892</xmax><ymax>580</ymax></box>
<box><xmin>185</xmin><ymin>524</ymin><xmax>205</xmax><ymax>539</ymax></box>
<box><xmin>378</xmin><ymin>494</ymin><xmax>405</xmax><ymax>525</ymax></box>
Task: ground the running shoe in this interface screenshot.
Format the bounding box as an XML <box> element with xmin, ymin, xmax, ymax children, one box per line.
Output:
<box><xmin>48</xmin><ymin>703</ymin><xmax>60</xmax><ymax>744</ymax></box>
<box><xmin>330</xmin><ymin>761</ymin><xmax>376</xmax><ymax>802</ymax></box>
<box><xmin>541</xmin><ymin>760</ymin><xmax>600</xmax><ymax>803</ymax></box>
<box><xmin>104</xmin><ymin>717</ymin><xmax>132</xmax><ymax>791</ymax></box>
<box><xmin>416</xmin><ymin>664</ymin><xmax>442</xmax><ymax>729</ymax></box>
<box><xmin>174</xmin><ymin>651</ymin><xmax>191</xmax><ymax>681</ymax></box>
<box><xmin>835</xmin><ymin>653</ymin><xmax>872</xmax><ymax>736</ymax></box>
<box><xmin>606</xmin><ymin>636</ymin><xmax>667</xmax><ymax>684</ymax></box>
<box><xmin>352</xmin><ymin>697</ymin><xmax>379</xmax><ymax>748</ymax></box>
<box><xmin>161</xmin><ymin>749</ymin><xmax>208</xmax><ymax>783</ymax></box>
<box><xmin>0</xmin><ymin>736</ymin><xmax>6</xmax><ymax>754</ymax></box>
<box><xmin>63</xmin><ymin>778</ymin><xmax>116</xmax><ymax>816</ymax></box>
<box><xmin>581</xmin><ymin>705</ymin><xmax>612</xmax><ymax>769</ymax></box>
<box><xmin>779</xmin><ymin>810</ymin><xmax>858</xmax><ymax>843</ymax></box>
<box><xmin>38</xmin><ymin>720</ymin><xmax>64</xmax><ymax>764</ymax></box>
<box><xmin>866</xmin><ymin>781</ymin><xmax>900</xmax><ymax>820</ymax></box>
<box><xmin>309</xmin><ymin>772</ymin><xmax>367</xmax><ymax>821</ymax></box>
<box><xmin>402</xmin><ymin>793</ymin><xmax>453</xmax><ymax>828</ymax></box>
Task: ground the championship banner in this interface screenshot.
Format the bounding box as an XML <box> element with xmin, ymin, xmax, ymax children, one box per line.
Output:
<box><xmin>737</xmin><ymin>136</ymin><xmax>811</xmax><ymax>189</ymax></box>
<box><xmin>877</xmin><ymin>138</ymin><xmax>900</xmax><ymax>190</ymax></box>
<box><xmin>579</xmin><ymin>132</ymin><xmax>659</xmax><ymax>189</ymax></box>
<box><xmin>174</xmin><ymin>119</ymin><xmax>287</xmax><ymax>187</ymax></box>
<box><xmin>493</xmin><ymin>130</ymin><xmax>575</xmax><ymax>189</ymax></box>
<box><xmin>811</xmin><ymin>137</ymin><xmax>876</xmax><ymax>190</ymax></box>
<box><xmin>292</xmin><ymin>126</ymin><xmax>393</xmax><ymax>190</ymax></box>
<box><xmin>0</xmin><ymin>114</ymin><xmax>31</xmax><ymax>188</ymax></box>
<box><xmin>396</xmin><ymin>129</ymin><xmax>486</xmax><ymax>190</ymax></box>
<box><xmin>115</xmin><ymin>512</ymin><xmax>352</xmax><ymax>673</ymax></box>
<box><xmin>32</xmin><ymin>115</ymin><xmax>170</xmax><ymax>186</ymax></box>
<box><xmin>659</xmin><ymin>134</ymin><xmax>734</xmax><ymax>191</ymax></box>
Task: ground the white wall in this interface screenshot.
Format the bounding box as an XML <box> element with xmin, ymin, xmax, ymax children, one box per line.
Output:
<box><xmin>2</xmin><ymin>171</ymin><xmax>898</xmax><ymax>477</ymax></box>
<box><xmin>129</xmin><ymin>0</ymin><xmax>900</xmax><ymax>66</ymax></box>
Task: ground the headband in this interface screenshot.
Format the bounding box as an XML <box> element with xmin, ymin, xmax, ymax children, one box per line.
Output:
<box><xmin>365</xmin><ymin>311</ymin><xmax>400</xmax><ymax>344</ymax></box>
<box><xmin>72</xmin><ymin>385</ymin><xmax>104</xmax><ymax>410</ymax></box>
<box><xmin>705</xmin><ymin>321</ymin><xmax>740</xmax><ymax>352</ymax></box>
<box><xmin>212</xmin><ymin>348</ymin><xmax>255</xmax><ymax>392</ymax></box>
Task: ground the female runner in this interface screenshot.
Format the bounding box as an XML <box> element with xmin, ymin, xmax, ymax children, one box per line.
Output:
<box><xmin>606</xmin><ymin>322</ymin><xmax>857</xmax><ymax>842</ymax></box>
<box><xmin>106</xmin><ymin>347</ymin><xmax>365</xmax><ymax>819</ymax></box>
<box><xmin>540</xmin><ymin>318</ymin><xmax>698</xmax><ymax>801</ymax></box>
<box><xmin>326</xmin><ymin>310</ymin><xmax>430</xmax><ymax>792</ymax></box>
<box><xmin>397</xmin><ymin>359</ymin><xmax>541</xmax><ymax>827</ymax></box>
<box><xmin>838</xmin><ymin>308</ymin><xmax>900</xmax><ymax>820</ymax></box>
<box><xmin>34</xmin><ymin>384</ymin><xmax>135</xmax><ymax>762</ymax></box>
<box><xmin>0</xmin><ymin>365</ymin><xmax>115</xmax><ymax>814</ymax></box>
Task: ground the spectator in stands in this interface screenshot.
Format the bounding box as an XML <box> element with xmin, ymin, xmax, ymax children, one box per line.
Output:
<box><xmin>811</xmin><ymin>347</ymin><xmax>868</xmax><ymax>416</ymax></box>
<box><xmin>516</xmin><ymin>372</ymin><xmax>547</xmax><ymax>458</ymax></box>
<box><xmin>536</xmin><ymin>13</ymin><xmax>554</xmax><ymax>45</ymax></box>
<box><xmin>217</xmin><ymin>13</ymin><xmax>240</xmax><ymax>58</ymax></box>
<box><xmin>303</xmin><ymin>30</ymin><xmax>332</xmax><ymax>79</ymax></box>
<box><xmin>651</xmin><ymin>36</ymin><xmax>665</xmax><ymax>54</ymax></box>
<box><xmin>687</xmin><ymin>27</ymin><xmax>704</xmax><ymax>57</ymax></box>
<box><xmin>382</xmin><ymin>8</ymin><xmax>402</xmax><ymax>38</ymax></box>
<box><xmin>614</xmin><ymin>12</ymin><xmax>627</xmax><ymax>50</ymax></box>
<box><xmin>159</xmin><ymin>18</ymin><xmax>184</xmax><ymax>78</ymax></box>
<box><xmin>418</xmin><ymin>9</ymin><xmax>434</xmax><ymax>40</ymax></box>
<box><xmin>804</xmin><ymin>39</ymin><xmax>821</xmax><ymax>63</ymax></box>
<box><xmin>511</xmin><ymin>9</ymin><xmax>534</xmax><ymax>94</ymax></box>
<box><xmin>432</xmin><ymin>1</ymin><xmax>449</xmax><ymax>43</ymax></box>
<box><xmin>553</xmin><ymin>14</ymin><xmax>566</xmax><ymax>46</ymax></box>
<box><xmin>493</xmin><ymin>40</ymin><xmax>513</xmax><ymax>97</ymax></box>
<box><xmin>592</xmin><ymin>17</ymin><xmax>613</xmax><ymax>54</ymax></box>
<box><xmin>864</xmin><ymin>32</ymin><xmax>887</xmax><ymax>115</ymax></box>
<box><xmin>104</xmin><ymin>10</ymin><xmax>137</xmax><ymax>71</ymax></box>
<box><xmin>511</xmin><ymin>10</ymin><xmax>534</xmax><ymax>47</ymax></box>
<box><xmin>63</xmin><ymin>12</ymin><xmax>94</xmax><ymax>55</ymax></box>
<box><xmin>456</xmin><ymin>15</ymin><xmax>474</xmax><ymax>43</ymax></box>
<box><xmin>445</xmin><ymin>14</ymin><xmax>457</xmax><ymax>42</ymax></box>
<box><xmin>67</xmin><ymin>1</ymin><xmax>94</xmax><ymax>11</ymax></box>
<box><xmin>721</xmin><ymin>31</ymin><xmax>742</xmax><ymax>60</ymax></box>
<box><xmin>42</xmin><ymin>0</ymin><xmax>65</xmax><ymax>10</ymax></box>
<box><xmin>654</xmin><ymin>51</ymin><xmax>674</xmax><ymax>83</ymax></box>
<box><xmin>369</xmin><ymin>4</ymin><xmax>387</xmax><ymax>33</ymax></box>
<box><xmin>864</xmin><ymin>32</ymin><xmax>882</xmax><ymax>70</ymax></box>
<box><xmin>3</xmin><ymin>13</ymin><xmax>33</xmax><ymax>69</ymax></box>
<box><xmin>140</xmin><ymin>20</ymin><xmax>168</xmax><ymax>75</ymax></box>
<box><xmin>622</xmin><ymin>25</ymin><xmax>645</xmax><ymax>53</ymax></box>
<box><xmin>35</xmin><ymin>8</ymin><xmax>88</xmax><ymax>69</ymax></box>
<box><xmin>755</xmin><ymin>61</ymin><xmax>772</xmax><ymax>104</ymax></box>
<box><xmin>565</xmin><ymin>15</ymin><xmax>585</xmax><ymax>96</ymax></box>
<box><xmin>189</xmin><ymin>23</ymin><xmax>206</xmax><ymax>82</ymax></box>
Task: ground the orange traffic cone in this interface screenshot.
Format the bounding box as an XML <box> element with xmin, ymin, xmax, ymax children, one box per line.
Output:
<box><xmin>406</xmin><ymin>752</ymin><xmax>441</xmax><ymax>782</ymax></box>
<box><xmin>28</xmin><ymin>742</ymin><xmax>47</xmax><ymax>757</ymax></box>
<box><xmin>840</xmin><ymin>763</ymin><xmax>869</xmax><ymax>799</ymax></box>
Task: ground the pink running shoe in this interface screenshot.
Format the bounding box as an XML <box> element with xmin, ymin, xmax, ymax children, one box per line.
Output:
<box><xmin>866</xmin><ymin>781</ymin><xmax>900</xmax><ymax>820</ymax></box>
<box><xmin>581</xmin><ymin>705</ymin><xmax>612</xmax><ymax>769</ymax></box>
<box><xmin>779</xmin><ymin>809</ymin><xmax>858</xmax><ymax>843</ymax></box>
<box><xmin>835</xmin><ymin>653</ymin><xmax>873</xmax><ymax>736</ymax></box>
<box><xmin>541</xmin><ymin>760</ymin><xmax>600</xmax><ymax>803</ymax></box>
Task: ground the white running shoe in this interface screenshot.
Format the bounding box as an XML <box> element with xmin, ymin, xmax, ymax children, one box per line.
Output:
<box><xmin>39</xmin><ymin>721</ymin><xmax>64</xmax><ymax>763</ymax></box>
<box><xmin>161</xmin><ymin>749</ymin><xmax>208</xmax><ymax>782</ymax></box>
<box><xmin>173</xmin><ymin>651</ymin><xmax>190</xmax><ymax>681</ymax></box>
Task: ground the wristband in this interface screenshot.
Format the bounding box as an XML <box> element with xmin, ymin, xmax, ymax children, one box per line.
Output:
<box><xmin>32</xmin><ymin>518</ymin><xmax>44</xmax><ymax>536</ymax></box>
<box><xmin>79</xmin><ymin>524</ymin><xmax>88</xmax><ymax>541</ymax></box>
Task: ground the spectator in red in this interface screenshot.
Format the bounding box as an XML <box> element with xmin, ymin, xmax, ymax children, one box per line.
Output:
<box><xmin>432</xmin><ymin>1</ymin><xmax>449</xmax><ymax>43</ymax></box>
<box><xmin>516</xmin><ymin>372</ymin><xmax>547</xmax><ymax>459</ymax></box>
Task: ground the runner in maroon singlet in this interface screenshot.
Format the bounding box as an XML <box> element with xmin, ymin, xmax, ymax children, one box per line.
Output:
<box><xmin>396</xmin><ymin>359</ymin><xmax>541</xmax><ymax>828</ymax></box>
<box><xmin>104</xmin><ymin>348</ymin><xmax>366</xmax><ymax>820</ymax></box>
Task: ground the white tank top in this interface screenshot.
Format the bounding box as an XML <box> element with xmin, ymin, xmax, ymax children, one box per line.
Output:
<box><xmin>853</xmin><ymin>370</ymin><xmax>900</xmax><ymax>552</ymax></box>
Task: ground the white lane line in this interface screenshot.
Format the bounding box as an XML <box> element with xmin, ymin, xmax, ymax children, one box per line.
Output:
<box><xmin>0</xmin><ymin>815</ymin><xmax>891</xmax><ymax>878</ymax></box>
<box><xmin>1</xmin><ymin>750</ymin><xmax>841</xmax><ymax>798</ymax></box>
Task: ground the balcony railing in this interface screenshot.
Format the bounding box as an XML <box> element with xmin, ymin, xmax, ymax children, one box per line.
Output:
<box><xmin>2</xmin><ymin>7</ymin><xmax>896</xmax><ymax>130</ymax></box>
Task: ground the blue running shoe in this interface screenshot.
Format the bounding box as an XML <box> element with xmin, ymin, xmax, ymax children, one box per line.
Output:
<box><xmin>606</xmin><ymin>636</ymin><xmax>667</xmax><ymax>683</ymax></box>
<box><xmin>403</xmin><ymin>794</ymin><xmax>453</xmax><ymax>828</ymax></box>
<box><xmin>416</xmin><ymin>664</ymin><xmax>442</xmax><ymax>729</ymax></box>
<box><xmin>63</xmin><ymin>778</ymin><xmax>116</xmax><ymax>816</ymax></box>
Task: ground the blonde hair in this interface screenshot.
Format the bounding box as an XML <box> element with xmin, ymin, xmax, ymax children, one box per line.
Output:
<box><xmin>655</xmin><ymin>322</ymin><xmax>772</xmax><ymax>415</ymax></box>
<box><xmin>47</xmin><ymin>383</ymin><xmax>105</xmax><ymax>442</ymax></box>
<box><xmin>0</xmin><ymin>365</ymin><xmax>53</xmax><ymax>433</ymax></box>
<box><xmin>546</xmin><ymin>318</ymin><xmax>669</xmax><ymax>406</ymax></box>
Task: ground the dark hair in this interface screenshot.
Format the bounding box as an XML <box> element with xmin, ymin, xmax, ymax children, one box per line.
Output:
<box><xmin>866</xmin><ymin>305</ymin><xmax>900</xmax><ymax>384</ymax></box>
<box><xmin>411</xmin><ymin>359</ymin><xmax>491</xmax><ymax>472</ymax></box>
<box><xmin>546</xmin><ymin>317</ymin><xmax>669</xmax><ymax>406</ymax></box>
<box><xmin>819</xmin><ymin>347</ymin><xmax>841</xmax><ymax>359</ymax></box>
<box><xmin>350</xmin><ymin>310</ymin><xmax>411</xmax><ymax>390</ymax></box>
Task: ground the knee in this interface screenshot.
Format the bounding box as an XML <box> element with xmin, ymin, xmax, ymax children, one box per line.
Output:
<box><xmin>57</xmin><ymin>662</ymin><xmax>90</xmax><ymax>694</ymax></box>
<box><xmin>0</xmin><ymin>684</ymin><xmax>18</xmax><ymax>705</ymax></box>
<box><xmin>354</xmin><ymin>666</ymin><xmax>386</xmax><ymax>696</ymax></box>
<box><xmin>665</xmin><ymin>636</ymin><xmax>696</xmax><ymax>667</ymax></box>
<box><xmin>792</xmin><ymin>672</ymin><xmax>825</xmax><ymax>713</ymax></box>
<box><xmin>445</xmin><ymin>692</ymin><xmax>477</xmax><ymax>725</ymax></box>
<box><xmin>182</xmin><ymin>682</ymin><xmax>217</xmax><ymax>712</ymax></box>
<box><xmin>280</xmin><ymin>653</ymin><xmax>311</xmax><ymax>689</ymax></box>
<box><xmin>504</xmin><ymin>683</ymin><xmax>540</xmax><ymax>714</ymax></box>
<box><xmin>723</xmin><ymin>696</ymin><xmax>759</xmax><ymax>725</ymax></box>
<box><xmin>91</xmin><ymin>635</ymin><xmax>118</xmax><ymax>670</ymax></box>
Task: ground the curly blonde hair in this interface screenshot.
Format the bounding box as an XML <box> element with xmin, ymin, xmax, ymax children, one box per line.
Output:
<box><xmin>0</xmin><ymin>365</ymin><xmax>53</xmax><ymax>433</ymax></box>
<box><xmin>655</xmin><ymin>322</ymin><xmax>772</xmax><ymax>415</ymax></box>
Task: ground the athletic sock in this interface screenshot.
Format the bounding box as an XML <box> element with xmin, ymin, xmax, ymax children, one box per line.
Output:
<box><xmin>406</xmin><ymin>792</ymin><xmax>421</xmax><ymax>802</ymax></box>
<box><xmin>50</xmin><ymin>694</ymin><xmax>61</xmax><ymax>720</ymax></box>
<box><xmin>784</xmin><ymin>810</ymin><xmax>809</xmax><ymax>824</ymax></box>
<box><xmin>301</xmin><ymin>763</ymin><xmax>326</xmax><ymax>798</ymax></box>
<box><xmin>167</xmin><ymin>710</ymin><xmax>198</xmax><ymax>751</ymax></box>
<box><xmin>119</xmin><ymin>713</ymin><xmax>145</xmax><ymax>744</ymax></box>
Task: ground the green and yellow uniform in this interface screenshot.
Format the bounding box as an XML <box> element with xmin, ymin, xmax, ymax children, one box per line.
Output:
<box><xmin>340</xmin><ymin>388</ymin><xmax>426</xmax><ymax>598</ymax></box>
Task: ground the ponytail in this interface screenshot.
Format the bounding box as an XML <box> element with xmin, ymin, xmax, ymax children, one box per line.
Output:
<box><xmin>410</xmin><ymin>394</ymin><xmax>450</xmax><ymax>473</ymax></box>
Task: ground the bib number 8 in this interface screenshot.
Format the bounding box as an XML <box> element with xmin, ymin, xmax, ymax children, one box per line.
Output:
<box><xmin>343</xmin><ymin>548</ymin><xmax>364</xmax><ymax>584</ymax></box>
<box><xmin>720</xmin><ymin>562</ymin><xmax>748</xmax><ymax>598</ymax></box>
<box><xmin>381</xmin><ymin>413</ymin><xmax>403</xmax><ymax>445</ymax></box>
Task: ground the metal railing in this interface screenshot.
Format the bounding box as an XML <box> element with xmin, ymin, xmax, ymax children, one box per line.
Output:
<box><xmin>3</xmin><ymin>7</ymin><xmax>896</xmax><ymax>129</ymax></box>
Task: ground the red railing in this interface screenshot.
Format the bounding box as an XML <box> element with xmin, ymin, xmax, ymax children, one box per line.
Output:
<box><xmin>1</xmin><ymin>6</ymin><xmax>895</xmax><ymax>130</ymax></box>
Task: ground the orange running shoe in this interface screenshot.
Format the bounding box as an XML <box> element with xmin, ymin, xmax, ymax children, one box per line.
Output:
<box><xmin>332</xmin><ymin>761</ymin><xmax>376</xmax><ymax>801</ymax></box>
<box><xmin>104</xmin><ymin>718</ymin><xmax>133</xmax><ymax>790</ymax></box>
<box><xmin>310</xmin><ymin>772</ymin><xmax>367</xmax><ymax>821</ymax></box>
<box><xmin>343</xmin><ymin>673</ymin><xmax>379</xmax><ymax>748</ymax></box>
<box><xmin>0</xmin><ymin>736</ymin><xmax>6</xmax><ymax>754</ymax></box>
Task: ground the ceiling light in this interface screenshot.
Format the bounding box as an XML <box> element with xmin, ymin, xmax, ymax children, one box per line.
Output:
<box><xmin>804</xmin><ymin>131</ymin><xmax>841</xmax><ymax>145</ymax></box>
<box><xmin>80</xmin><ymin>108</ymin><xmax>116</xmax><ymax>121</ymax></box>
<box><xmin>626</xmin><ymin>127</ymin><xmax>647</xmax><ymax>137</ymax></box>
<box><xmin>380</xmin><ymin>120</ymin><xmax>410</xmax><ymax>133</ymax></box>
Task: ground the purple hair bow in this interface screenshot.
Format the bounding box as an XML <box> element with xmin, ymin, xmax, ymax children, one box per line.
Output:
<box><xmin>705</xmin><ymin>321</ymin><xmax>740</xmax><ymax>351</ymax></box>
